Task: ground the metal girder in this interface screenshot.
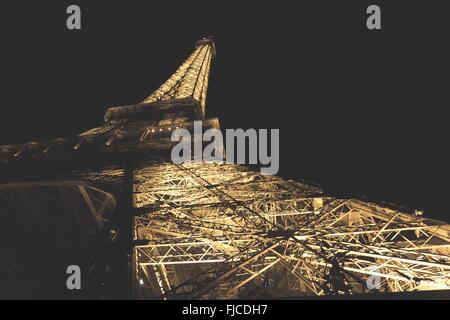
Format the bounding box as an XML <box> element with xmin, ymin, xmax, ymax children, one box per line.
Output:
<box><xmin>132</xmin><ymin>161</ymin><xmax>450</xmax><ymax>299</ymax></box>
<box><xmin>142</xmin><ymin>39</ymin><xmax>215</xmax><ymax>115</ymax></box>
<box><xmin>1</xmin><ymin>39</ymin><xmax>449</xmax><ymax>300</ymax></box>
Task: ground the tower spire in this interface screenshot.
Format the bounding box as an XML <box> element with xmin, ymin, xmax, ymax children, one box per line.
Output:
<box><xmin>143</xmin><ymin>38</ymin><xmax>216</xmax><ymax>116</ymax></box>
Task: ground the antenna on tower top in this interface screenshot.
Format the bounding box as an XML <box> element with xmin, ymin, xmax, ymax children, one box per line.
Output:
<box><xmin>103</xmin><ymin>38</ymin><xmax>216</xmax><ymax>122</ymax></box>
<box><xmin>195</xmin><ymin>37</ymin><xmax>216</xmax><ymax>57</ymax></box>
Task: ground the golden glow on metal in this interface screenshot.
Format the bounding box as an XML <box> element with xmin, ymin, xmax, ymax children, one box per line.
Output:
<box><xmin>132</xmin><ymin>162</ymin><xmax>450</xmax><ymax>299</ymax></box>
<box><xmin>142</xmin><ymin>41</ymin><xmax>214</xmax><ymax>115</ymax></box>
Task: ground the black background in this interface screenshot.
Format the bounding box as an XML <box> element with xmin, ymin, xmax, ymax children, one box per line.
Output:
<box><xmin>0</xmin><ymin>0</ymin><xmax>449</xmax><ymax>223</ymax></box>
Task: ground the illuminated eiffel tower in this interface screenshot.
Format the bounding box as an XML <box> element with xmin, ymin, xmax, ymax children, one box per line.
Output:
<box><xmin>0</xmin><ymin>38</ymin><xmax>449</xmax><ymax>299</ymax></box>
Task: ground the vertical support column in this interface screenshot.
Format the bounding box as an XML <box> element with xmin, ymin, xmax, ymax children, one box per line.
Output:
<box><xmin>123</xmin><ymin>165</ymin><xmax>135</xmax><ymax>299</ymax></box>
<box><xmin>110</xmin><ymin>165</ymin><xmax>134</xmax><ymax>299</ymax></box>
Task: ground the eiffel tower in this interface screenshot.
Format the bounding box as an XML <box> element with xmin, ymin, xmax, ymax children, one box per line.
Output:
<box><xmin>0</xmin><ymin>38</ymin><xmax>449</xmax><ymax>299</ymax></box>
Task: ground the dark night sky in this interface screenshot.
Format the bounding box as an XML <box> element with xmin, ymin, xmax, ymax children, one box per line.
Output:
<box><xmin>0</xmin><ymin>1</ymin><xmax>449</xmax><ymax>222</ymax></box>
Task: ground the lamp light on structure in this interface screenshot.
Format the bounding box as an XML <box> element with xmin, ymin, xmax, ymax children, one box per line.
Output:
<box><xmin>415</xmin><ymin>209</ymin><xmax>424</xmax><ymax>216</ymax></box>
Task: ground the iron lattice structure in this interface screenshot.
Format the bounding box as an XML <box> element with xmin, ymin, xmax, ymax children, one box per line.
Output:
<box><xmin>132</xmin><ymin>162</ymin><xmax>450</xmax><ymax>298</ymax></box>
<box><xmin>0</xmin><ymin>38</ymin><xmax>449</xmax><ymax>299</ymax></box>
<box><xmin>142</xmin><ymin>38</ymin><xmax>215</xmax><ymax>115</ymax></box>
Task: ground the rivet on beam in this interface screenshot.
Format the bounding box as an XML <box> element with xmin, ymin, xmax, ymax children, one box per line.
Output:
<box><xmin>43</xmin><ymin>139</ymin><xmax>64</xmax><ymax>154</ymax></box>
<box><xmin>43</xmin><ymin>142</ymin><xmax>56</xmax><ymax>154</ymax></box>
<box><xmin>74</xmin><ymin>137</ymin><xmax>93</xmax><ymax>150</ymax></box>
<box><xmin>74</xmin><ymin>139</ymin><xmax>84</xmax><ymax>150</ymax></box>
<box><xmin>73</xmin><ymin>137</ymin><xmax>88</xmax><ymax>150</ymax></box>
<box><xmin>14</xmin><ymin>145</ymin><xmax>28</xmax><ymax>157</ymax></box>
<box><xmin>106</xmin><ymin>131</ymin><xmax>120</xmax><ymax>146</ymax></box>
<box><xmin>140</xmin><ymin>128</ymin><xmax>152</xmax><ymax>142</ymax></box>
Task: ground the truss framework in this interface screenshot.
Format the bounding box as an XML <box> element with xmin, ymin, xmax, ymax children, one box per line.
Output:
<box><xmin>0</xmin><ymin>180</ymin><xmax>116</xmax><ymax>243</ymax></box>
<box><xmin>1</xmin><ymin>38</ymin><xmax>449</xmax><ymax>299</ymax></box>
<box><xmin>142</xmin><ymin>38</ymin><xmax>215</xmax><ymax>115</ymax></box>
<box><xmin>132</xmin><ymin>162</ymin><xmax>450</xmax><ymax>299</ymax></box>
